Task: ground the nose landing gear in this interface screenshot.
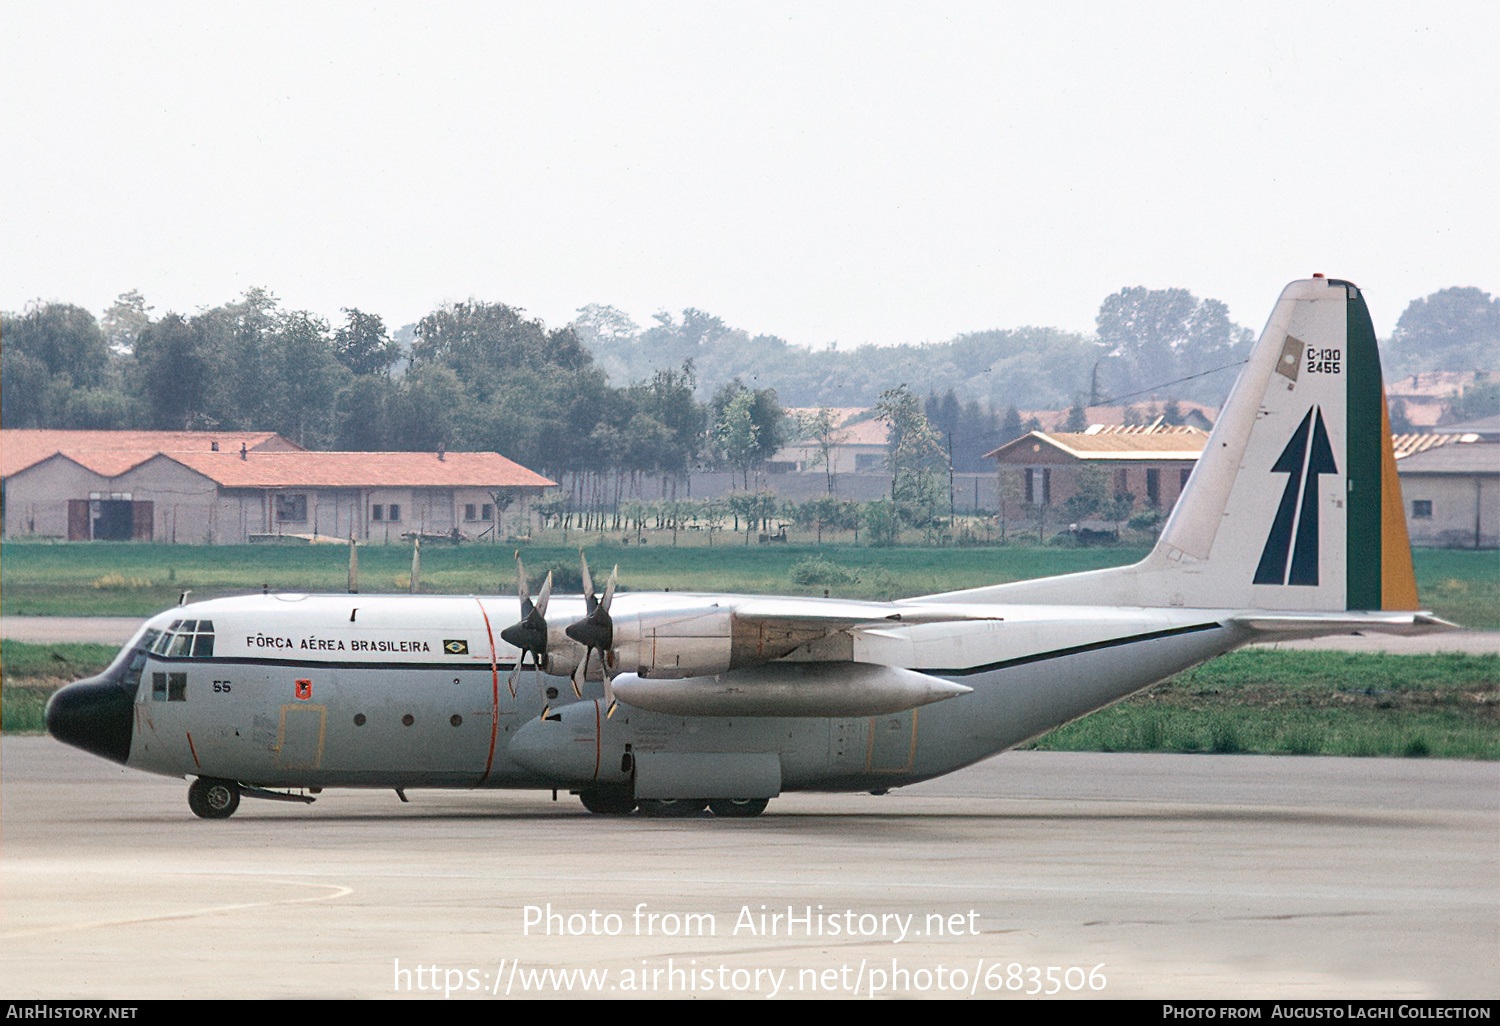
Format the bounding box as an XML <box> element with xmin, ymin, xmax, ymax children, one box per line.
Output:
<box><xmin>187</xmin><ymin>777</ymin><xmax>241</xmax><ymax>819</ymax></box>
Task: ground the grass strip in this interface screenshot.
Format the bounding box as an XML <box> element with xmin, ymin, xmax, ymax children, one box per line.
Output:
<box><xmin>1026</xmin><ymin>650</ymin><xmax>1499</xmax><ymax>759</ymax></box>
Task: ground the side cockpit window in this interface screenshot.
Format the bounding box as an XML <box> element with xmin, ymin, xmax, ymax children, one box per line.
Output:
<box><xmin>151</xmin><ymin>671</ymin><xmax>188</xmax><ymax>702</ymax></box>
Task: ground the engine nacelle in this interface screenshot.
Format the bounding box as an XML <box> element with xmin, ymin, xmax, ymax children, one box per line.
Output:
<box><xmin>611</xmin><ymin>605</ymin><xmax>734</xmax><ymax>679</ymax></box>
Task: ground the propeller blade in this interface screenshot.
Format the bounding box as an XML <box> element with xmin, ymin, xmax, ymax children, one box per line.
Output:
<box><xmin>516</xmin><ymin>556</ymin><xmax>532</xmax><ymax>613</ymax></box>
<box><xmin>535</xmin><ymin>571</ymin><xmax>552</xmax><ymax>618</ymax></box>
<box><xmin>580</xmin><ymin>553</ymin><xmax>596</xmax><ymax>614</ymax></box>
<box><xmin>506</xmin><ymin>652</ymin><xmax>521</xmax><ymax>700</ymax></box>
<box><xmin>602</xmin><ymin>566</ymin><xmax>617</xmax><ymax>612</ymax></box>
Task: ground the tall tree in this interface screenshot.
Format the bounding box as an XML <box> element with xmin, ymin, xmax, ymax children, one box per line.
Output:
<box><xmin>101</xmin><ymin>290</ymin><xmax>152</xmax><ymax>355</ymax></box>
<box><xmin>1095</xmin><ymin>287</ymin><xmax>1252</xmax><ymax>402</ymax></box>
<box><xmin>412</xmin><ymin>300</ymin><xmax>591</xmax><ymax>396</ymax></box>
<box><xmin>269</xmin><ymin>311</ymin><xmax>347</xmax><ymax>448</ymax></box>
<box><xmin>628</xmin><ymin>363</ymin><xmax>706</xmax><ymax>486</ymax></box>
<box><xmin>877</xmin><ymin>384</ymin><xmax>948</xmax><ymax>529</ymax></box>
<box><xmin>715</xmin><ymin>388</ymin><xmax>761</xmax><ymax>489</ymax></box>
<box><xmin>711</xmin><ymin>380</ymin><xmax>786</xmax><ymax>487</ymax></box>
<box><xmin>1386</xmin><ymin>287</ymin><xmax>1500</xmax><ymax>375</ymax></box>
<box><xmin>334</xmin><ymin>308</ymin><xmax>401</xmax><ymax>377</ymax></box>
<box><xmin>131</xmin><ymin>313</ymin><xmax>213</xmax><ymax>429</ymax></box>
<box><xmin>3</xmin><ymin>302</ymin><xmax>110</xmax><ymax>390</ymax></box>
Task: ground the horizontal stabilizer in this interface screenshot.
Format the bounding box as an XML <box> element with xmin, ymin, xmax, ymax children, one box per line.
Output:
<box><xmin>1229</xmin><ymin>611</ymin><xmax>1458</xmax><ymax>637</ymax></box>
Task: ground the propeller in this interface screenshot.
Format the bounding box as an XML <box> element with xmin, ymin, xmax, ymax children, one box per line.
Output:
<box><xmin>564</xmin><ymin>552</ymin><xmax>617</xmax><ymax>705</ymax></box>
<box><xmin>498</xmin><ymin>556</ymin><xmax>551</xmax><ymax>699</ymax></box>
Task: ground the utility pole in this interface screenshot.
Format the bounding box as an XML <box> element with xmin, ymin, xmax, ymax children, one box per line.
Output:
<box><xmin>947</xmin><ymin>432</ymin><xmax>955</xmax><ymax>519</ymax></box>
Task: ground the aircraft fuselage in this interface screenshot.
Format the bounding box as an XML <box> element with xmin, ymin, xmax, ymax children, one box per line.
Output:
<box><xmin>60</xmin><ymin>592</ymin><xmax>1244</xmax><ymax>798</ymax></box>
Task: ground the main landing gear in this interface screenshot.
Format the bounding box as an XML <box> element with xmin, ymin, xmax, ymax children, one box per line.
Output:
<box><xmin>574</xmin><ymin>788</ymin><xmax>769</xmax><ymax>818</ymax></box>
<box><xmin>187</xmin><ymin>777</ymin><xmax>241</xmax><ymax>819</ymax></box>
<box><xmin>707</xmin><ymin>798</ymin><xmax>769</xmax><ymax>818</ymax></box>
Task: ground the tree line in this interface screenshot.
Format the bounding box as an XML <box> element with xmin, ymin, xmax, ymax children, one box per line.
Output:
<box><xmin>5</xmin><ymin>282</ymin><xmax>1495</xmax><ymax>496</ymax></box>
<box><xmin>0</xmin><ymin>291</ymin><xmax>784</xmax><ymax>499</ymax></box>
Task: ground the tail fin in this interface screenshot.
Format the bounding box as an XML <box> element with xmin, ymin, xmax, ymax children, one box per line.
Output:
<box><xmin>945</xmin><ymin>277</ymin><xmax>1422</xmax><ymax>613</ymax></box>
<box><xmin>1150</xmin><ymin>276</ymin><xmax>1418</xmax><ymax>611</ymax></box>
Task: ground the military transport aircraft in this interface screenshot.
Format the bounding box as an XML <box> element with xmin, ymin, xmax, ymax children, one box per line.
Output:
<box><xmin>47</xmin><ymin>277</ymin><xmax>1452</xmax><ymax>818</ymax></box>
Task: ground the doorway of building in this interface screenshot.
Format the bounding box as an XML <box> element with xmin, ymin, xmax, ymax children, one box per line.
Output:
<box><xmin>94</xmin><ymin>500</ymin><xmax>135</xmax><ymax>540</ymax></box>
<box><xmin>68</xmin><ymin>498</ymin><xmax>153</xmax><ymax>540</ymax></box>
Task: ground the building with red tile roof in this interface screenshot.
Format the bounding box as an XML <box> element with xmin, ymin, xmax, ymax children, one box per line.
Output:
<box><xmin>1</xmin><ymin>430</ymin><xmax>554</xmax><ymax>543</ymax></box>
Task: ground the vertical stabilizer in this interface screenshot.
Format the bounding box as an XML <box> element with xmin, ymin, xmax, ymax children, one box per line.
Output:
<box><xmin>1149</xmin><ymin>276</ymin><xmax>1417</xmax><ymax>611</ymax></box>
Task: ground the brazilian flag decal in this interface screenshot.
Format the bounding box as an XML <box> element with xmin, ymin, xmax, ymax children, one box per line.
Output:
<box><xmin>443</xmin><ymin>639</ymin><xmax>470</xmax><ymax>655</ymax></box>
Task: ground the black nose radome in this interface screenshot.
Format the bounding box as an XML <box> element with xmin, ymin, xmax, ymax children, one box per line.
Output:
<box><xmin>46</xmin><ymin>674</ymin><xmax>135</xmax><ymax>765</ymax></box>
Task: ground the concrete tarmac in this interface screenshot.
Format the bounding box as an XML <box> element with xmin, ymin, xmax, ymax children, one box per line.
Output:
<box><xmin>2</xmin><ymin>736</ymin><xmax>1495</xmax><ymax>1000</ymax></box>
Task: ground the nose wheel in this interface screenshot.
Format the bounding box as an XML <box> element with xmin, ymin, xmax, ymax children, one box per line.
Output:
<box><xmin>187</xmin><ymin>777</ymin><xmax>241</xmax><ymax>819</ymax></box>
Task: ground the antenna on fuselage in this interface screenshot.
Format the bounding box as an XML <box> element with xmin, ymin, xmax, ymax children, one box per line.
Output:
<box><xmin>348</xmin><ymin>534</ymin><xmax>358</xmax><ymax>594</ymax></box>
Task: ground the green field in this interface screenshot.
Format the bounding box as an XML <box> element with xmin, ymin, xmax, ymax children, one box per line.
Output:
<box><xmin>2</xmin><ymin>538</ymin><xmax>1494</xmax><ymax>626</ymax></box>
<box><xmin>0</xmin><ymin>538</ymin><xmax>1158</xmax><ymax>614</ymax></box>
<box><xmin>1025</xmin><ymin>649</ymin><xmax>1499</xmax><ymax>759</ymax></box>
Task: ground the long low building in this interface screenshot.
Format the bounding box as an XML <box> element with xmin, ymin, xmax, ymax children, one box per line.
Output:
<box><xmin>1</xmin><ymin>430</ymin><xmax>555</xmax><ymax>543</ymax></box>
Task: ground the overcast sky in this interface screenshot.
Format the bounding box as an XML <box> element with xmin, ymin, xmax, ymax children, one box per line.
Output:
<box><xmin>4</xmin><ymin>1</ymin><xmax>1497</xmax><ymax>347</ymax></box>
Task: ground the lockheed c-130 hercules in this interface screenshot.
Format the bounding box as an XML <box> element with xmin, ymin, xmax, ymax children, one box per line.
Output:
<box><xmin>47</xmin><ymin>277</ymin><xmax>1452</xmax><ymax>818</ymax></box>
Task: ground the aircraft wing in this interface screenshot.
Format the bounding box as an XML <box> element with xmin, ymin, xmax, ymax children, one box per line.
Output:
<box><xmin>728</xmin><ymin>596</ymin><xmax>1002</xmax><ymax>629</ymax></box>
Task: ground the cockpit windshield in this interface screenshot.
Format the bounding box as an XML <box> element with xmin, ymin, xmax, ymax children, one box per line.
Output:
<box><xmin>149</xmin><ymin>620</ymin><xmax>215</xmax><ymax>658</ymax></box>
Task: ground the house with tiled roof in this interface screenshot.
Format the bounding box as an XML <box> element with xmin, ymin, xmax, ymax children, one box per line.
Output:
<box><xmin>1</xmin><ymin>430</ymin><xmax>554</xmax><ymax>543</ymax></box>
<box><xmin>987</xmin><ymin>425</ymin><xmax>1210</xmax><ymax>529</ymax></box>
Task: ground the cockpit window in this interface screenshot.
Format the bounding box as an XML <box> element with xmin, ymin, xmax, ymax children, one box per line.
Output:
<box><xmin>124</xmin><ymin>649</ymin><xmax>149</xmax><ymax>690</ymax></box>
<box><xmin>150</xmin><ymin>622</ymin><xmax>216</xmax><ymax>659</ymax></box>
